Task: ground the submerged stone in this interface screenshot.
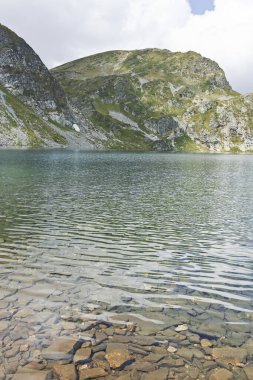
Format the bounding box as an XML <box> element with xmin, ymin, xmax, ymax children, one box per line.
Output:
<box><xmin>53</xmin><ymin>364</ymin><xmax>77</xmax><ymax>380</ymax></box>
<box><xmin>73</xmin><ymin>347</ymin><xmax>92</xmax><ymax>364</ymax></box>
<box><xmin>105</xmin><ymin>343</ymin><xmax>133</xmax><ymax>369</ymax></box>
<box><xmin>212</xmin><ymin>346</ymin><xmax>247</xmax><ymax>366</ymax></box>
<box><xmin>244</xmin><ymin>366</ymin><xmax>253</xmax><ymax>380</ymax></box>
<box><xmin>175</xmin><ymin>324</ymin><xmax>188</xmax><ymax>332</ymax></box>
<box><xmin>79</xmin><ymin>367</ymin><xmax>107</xmax><ymax>379</ymax></box>
<box><xmin>41</xmin><ymin>338</ymin><xmax>82</xmax><ymax>362</ymax></box>
<box><xmin>209</xmin><ymin>368</ymin><xmax>234</xmax><ymax>380</ymax></box>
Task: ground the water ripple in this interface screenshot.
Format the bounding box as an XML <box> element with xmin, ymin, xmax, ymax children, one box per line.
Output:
<box><xmin>0</xmin><ymin>151</ymin><xmax>253</xmax><ymax>323</ymax></box>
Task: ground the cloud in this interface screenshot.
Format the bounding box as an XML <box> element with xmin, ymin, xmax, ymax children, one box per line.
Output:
<box><xmin>0</xmin><ymin>0</ymin><xmax>253</xmax><ymax>93</ymax></box>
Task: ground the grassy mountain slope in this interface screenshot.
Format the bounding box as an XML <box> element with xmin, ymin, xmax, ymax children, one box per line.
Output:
<box><xmin>52</xmin><ymin>49</ymin><xmax>253</xmax><ymax>152</ymax></box>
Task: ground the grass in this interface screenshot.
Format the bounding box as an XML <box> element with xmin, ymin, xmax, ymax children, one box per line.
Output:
<box><xmin>174</xmin><ymin>133</ymin><xmax>201</xmax><ymax>152</ymax></box>
<box><xmin>0</xmin><ymin>85</ymin><xmax>67</xmax><ymax>146</ymax></box>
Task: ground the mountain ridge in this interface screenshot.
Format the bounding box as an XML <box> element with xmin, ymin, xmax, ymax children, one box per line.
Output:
<box><xmin>1</xmin><ymin>23</ymin><xmax>253</xmax><ymax>152</ymax></box>
<box><xmin>52</xmin><ymin>48</ymin><xmax>253</xmax><ymax>152</ymax></box>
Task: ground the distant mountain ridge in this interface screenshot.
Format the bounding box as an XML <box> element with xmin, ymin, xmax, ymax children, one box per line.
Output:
<box><xmin>1</xmin><ymin>23</ymin><xmax>253</xmax><ymax>152</ymax></box>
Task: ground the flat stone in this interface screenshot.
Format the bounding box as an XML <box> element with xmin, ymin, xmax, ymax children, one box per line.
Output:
<box><xmin>79</xmin><ymin>367</ymin><xmax>107</xmax><ymax>379</ymax></box>
<box><xmin>144</xmin><ymin>353</ymin><xmax>165</xmax><ymax>363</ymax></box>
<box><xmin>105</xmin><ymin>343</ymin><xmax>133</xmax><ymax>369</ymax></box>
<box><xmin>95</xmin><ymin>332</ymin><xmax>107</xmax><ymax>344</ymax></box>
<box><xmin>128</xmin><ymin>344</ymin><xmax>149</xmax><ymax>356</ymax></box>
<box><xmin>175</xmin><ymin>325</ymin><xmax>188</xmax><ymax>332</ymax></box>
<box><xmin>4</xmin><ymin>359</ymin><xmax>19</xmax><ymax>374</ymax></box>
<box><xmin>190</xmin><ymin>328</ymin><xmax>218</xmax><ymax>340</ymax></box>
<box><xmin>185</xmin><ymin>366</ymin><xmax>199</xmax><ymax>380</ymax></box>
<box><xmin>62</xmin><ymin>322</ymin><xmax>76</xmax><ymax>330</ymax></box>
<box><xmin>141</xmin><ymin>368</ymin><xmax>168</xmax><ymax>380</ymax></box>
<box><xmin>12</xmin><ymin>371</ymin><xmax>52</xmax><ymax>380</ymax></box>
<box><xmin>10</xmin><ymin>326</ymin><xmax>29</xmax><ymax>341</ymax></box>
<box><xmin>170</xmin><ymin>333</ymin><xmax>187</xmax><ymax>342</ymax></box>
<box><xmin>15</xmin><ymin>308</ymin><xmax>34</xmax><ymax>319</ymax></box>
<box><xmin>110</xmin><ymin>335</ymin><xmax>132</xmax><ymax>344</ymax></box>
<box><xmin>212</xmin><ymin>346</ymin><xmax>247</xmax><ymax>366</ymax></box>
<box><xmin>167</xmin><ymin>346</ymin><xmax>178</xmax><ymax>354</ymax></box>
<box><xmin>176</xmin><ymin>348</ymin><xmax>193</xmax><ymax>361</ymax></box>
<box><xmin>244</xmin><ymin>366</ymin><xmax>253</xmax><ymax>380</ymax></box>
<box><xmin>41</xmin><ymin>338</ymin><xmax>82</xmax><ymax>362</ymax></box>
<box><xmin>53</xmin><ymin>364</ymin><xmax>77</xmax><ymax>380</ymax></box>
<box><xmin>0</xmin><ymin>368</ymin><xmax>4</xmax><ymax>380</ymax></box>
<box><xmin>117</xmin><ymin>375</ymin><xmax>132</xmax><ymax>380</ymax></box>
<box><xmin>201</xmin><ymin>339</ymin><xmax>213</xmax><ymax>348</ymax></box>
<box><xmin>203</xmin><ymin>361</ymin><xmax>218</xmax><ymax>371</ymax></box>
<box><xmin>114</xmin><ymin>328</ymin><xmax>127</xmax><ymax>335</ymax></box>
<box><xmin>0</xmin><ymin>310</ymin><xmax>12</xmax><ymax>320</ymax></box>
<box><xmin>209</xmin><ymin>368</ymin><xmax>234</xmax><ymax>380</ymax></box>
<box><xmin>73</xmin><ymin>347</ymin><xmax>92</xmax><ymax>364</ymax></box>
<box><xmin>20</xmin><ymin>344</ymin><xmax>29</xmax><ymax>352</ymax></box>
<box><xmin>132</xmin><ymin>336</ymin><xmax>159</xmax><ymax>346</ymax></box>
<box><xmin>198</xmin><ymin>318</ymin><xmax>225</xmax><ymax>338</ymax></box>
<box><xmin>92</xmin><ymin>343</ymin><xmax>107</xmax><ymax>353</ymax></box>
<box><xmin>192</xmin><ymin>348</ymin><xmax>205</xmax><ymax>360</ymax></box>
<box><xmin>0</xmin><ymin>320</ymin><xmax>9</xmax><ymax>332</ymax></box>
<box><xmin>5</xmin><ymin>346</ymin><xmax>20</xmax><ymax>358</ymax></box>
<box><xmin>126</xmin><ymin>361</ymin><xmax>156</xmax><ymax>372</ymax></box>
<box><xmin>243</xmin><ymin>339</ymin><xmax>253</xmax><ymax>356</ymax></box>
<box><xmin>17</xmin><ymin>360</ymin><xmax>47</xmax><ymax>372</ymax></box>
<box><xmin>92</xmin><ymin>357</ymin><xmax>110</xmax><ymax>371</ymax></box>
<box><xmin>159</xmin><ymin>358</ymin><xmax>184</xmax><ymax>367</ymax></box>
<box><xmin>188</xmin><ymin>334</ymin><xmax>200</xmax><ymax>344</ymax></box>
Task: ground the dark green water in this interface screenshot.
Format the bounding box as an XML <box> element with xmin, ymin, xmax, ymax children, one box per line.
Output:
<box><xmin>0</xmin><ymin>150</ymin><xmax>253</xmax><ymax>334</ymax></box>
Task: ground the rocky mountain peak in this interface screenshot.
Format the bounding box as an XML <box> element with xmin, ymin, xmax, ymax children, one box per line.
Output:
<box><xmin>0</xmin><ymin>24</ymin><xmax>74</xmax><ymax>126</ymax></box>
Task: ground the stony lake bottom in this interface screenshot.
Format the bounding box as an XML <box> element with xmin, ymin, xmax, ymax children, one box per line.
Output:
<box><xmin>0</xmin><ymin>150</ymin><xmax>253</xmax><ymax>380</ymax></box>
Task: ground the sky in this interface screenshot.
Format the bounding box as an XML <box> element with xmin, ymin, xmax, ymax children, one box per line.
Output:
<box><xmin>1</xmin><ymin>0</ymin><xmax>253</xmax><ymax>93</ymax></box>
<box><xmin>189</xmin><ymin>0</ymin><xmax>214</xmax><ymax>14</ymax></box>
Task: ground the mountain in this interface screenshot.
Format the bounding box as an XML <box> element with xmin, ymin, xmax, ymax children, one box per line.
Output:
<box><xmin>0</xmin><ymin>24</ymin><xmax>94</xmax><ymax>148</ymax></box>
<box><xmin>52</xmin><ymin>49</ymin><xmax>253</xmax><ymax>152</ymax></box>
<box><xmin>1</xmin><ymin>23</ymin><xmax>253</xmax><ymax>151</ymax></box>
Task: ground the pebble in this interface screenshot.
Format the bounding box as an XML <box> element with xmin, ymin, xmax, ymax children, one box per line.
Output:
<box><xmin>175</xmin><ymin>324</ymin><xmax>188</xmax><ymax>332</ymax></box>
<box><xmin>167</xmin><ymin>345</ymin><xmax>178</xmax><ymax>353</ymax></box>
<box><xmin>201</xmin><ymin>339</ymin><xmax>213</xmax><ymax>348</ymax></box>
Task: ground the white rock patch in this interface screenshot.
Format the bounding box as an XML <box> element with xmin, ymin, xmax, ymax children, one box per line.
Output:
<box><xmin>73</xmin><ymin>124</ymin><xmax>80</xmax><ymax>132</ymax></box>
<box><xmin>109</xmin><ymin>111</ymin><xmax>139</xmax><ymax>129</ymax></box>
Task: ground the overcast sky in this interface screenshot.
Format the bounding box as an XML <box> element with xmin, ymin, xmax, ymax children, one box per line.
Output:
<box><xmin>1</xmin><ymin>0</ymin><xmax>253</xmax><ymax>93</ymax></box>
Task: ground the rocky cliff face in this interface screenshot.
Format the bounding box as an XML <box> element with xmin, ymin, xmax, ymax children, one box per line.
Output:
<box><xmin>52</xmin><ymin>49</ymin><xmax>253</xmax><ymax>152</ymax></box>
<box><xmin>0</xmin><ymin>24</ymin><xmax>94</xmax><ymax>148</ymax></box>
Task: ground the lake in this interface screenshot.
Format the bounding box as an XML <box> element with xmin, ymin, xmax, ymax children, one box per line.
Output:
<box><xmin>0</xmin><ymin>150</ymin><xmax>253</xmax><ymax>377</ymax></box>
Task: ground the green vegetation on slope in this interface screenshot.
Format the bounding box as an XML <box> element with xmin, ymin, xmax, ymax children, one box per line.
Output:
<box><xmin>52</xmin><ymin>48</ymin><xmax>253</xmax><ymax>152</ymax></box>
<box><xmin>0</xmin><ymin>85</ymin><xmax>68</xmax><ymax>146</ymax></box>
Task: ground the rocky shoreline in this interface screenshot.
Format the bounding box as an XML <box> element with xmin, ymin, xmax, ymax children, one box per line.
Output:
<box><xmin>1</xmin><ymin>314</ymin><xmax>253</xmax><ymax>380</ymax></box>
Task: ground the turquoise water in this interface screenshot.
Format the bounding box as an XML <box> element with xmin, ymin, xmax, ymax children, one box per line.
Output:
<box><xmin>0</xmin><ymin>150</ymin><xmax>253</xmax><ymax>333</ymax></box>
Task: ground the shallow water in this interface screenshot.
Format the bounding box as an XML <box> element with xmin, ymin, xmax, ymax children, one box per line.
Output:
<box><xmin>0</xmin><ymin>151</ymin><xmax>253</xmax><ymax>344</ymax></box>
